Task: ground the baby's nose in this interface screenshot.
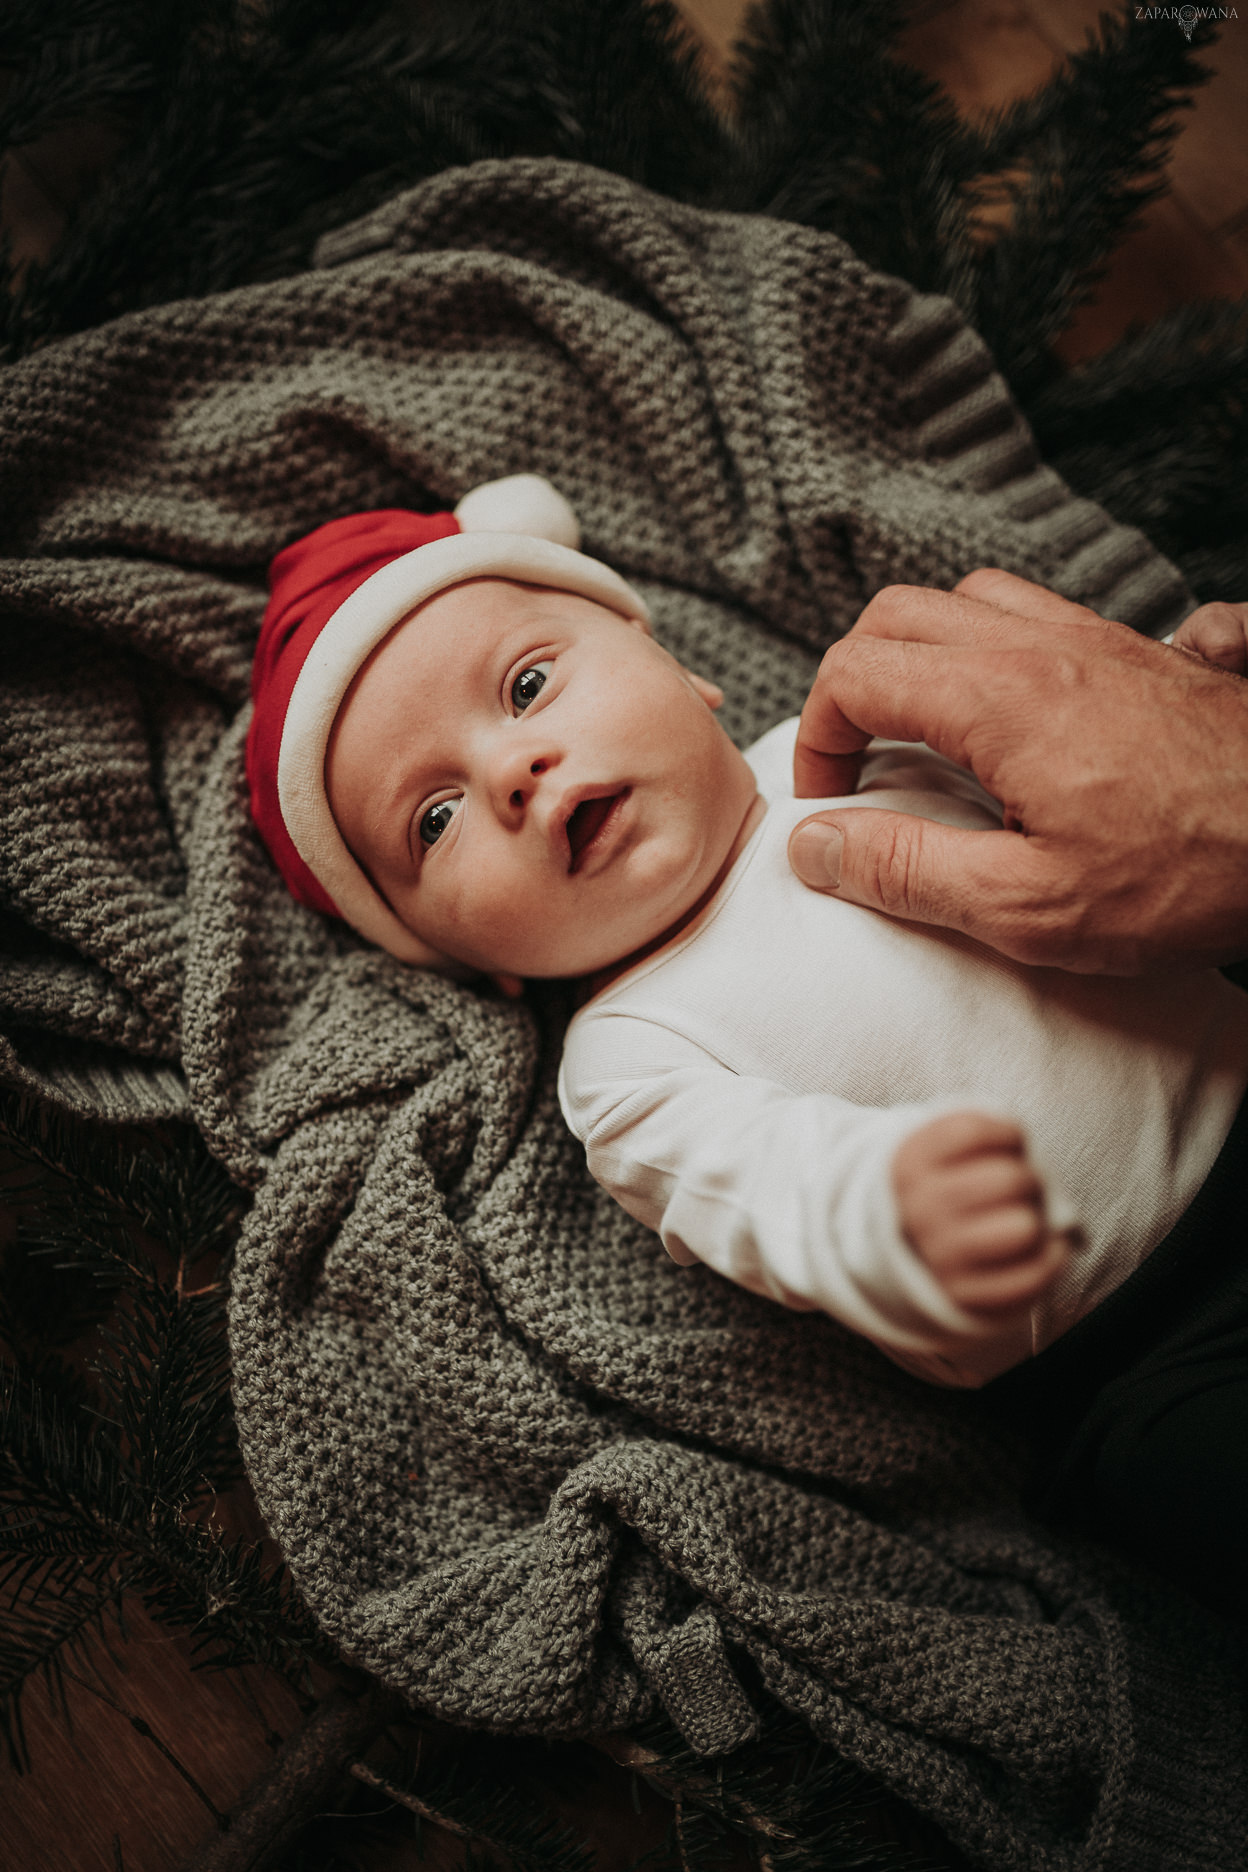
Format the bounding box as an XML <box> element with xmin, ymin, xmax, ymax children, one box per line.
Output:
<box><xmin>509</xmin><ymin>756</ymin><xmax>550</xmax><ymax>809</ymax></box>
<box><xmin>494</xmin><ymin>738</ymin><xmax>559</xmax><ymax>815</ymax></box>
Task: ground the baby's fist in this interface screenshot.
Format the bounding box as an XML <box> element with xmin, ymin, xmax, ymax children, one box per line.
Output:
<box><xmin>1171</xmin><ymin>601</ymin><xmax>1248</xmax><ymax>675</ymax></box>
<box><xmin>892</xmin><ymin>1112</ymin><xmax>1072</xmax><ymax>1316</ymax></box>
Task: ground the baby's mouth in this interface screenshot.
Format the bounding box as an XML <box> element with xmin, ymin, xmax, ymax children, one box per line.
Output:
<box><xmin>566</xmin><ymin>789</ymin><xmax>629</xmax><ymax>872</ymax></box>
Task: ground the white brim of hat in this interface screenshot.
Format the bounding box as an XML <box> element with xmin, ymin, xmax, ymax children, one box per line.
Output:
<box><xmin>276</xmin><ymin>530</ymin><xmax>651</xmax><ymax>966</ymax></box>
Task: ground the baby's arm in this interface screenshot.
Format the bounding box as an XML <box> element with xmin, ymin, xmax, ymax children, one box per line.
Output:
<box><xmin>892</xmin><ymin>1112</ymin><xmax>1073</xmax><ymax>1315</ymax></box>
<box><xmin>560</xmin><ymin>1020</ymin><xmax>1053</xmax><ymax>1385</ymax></box>
<box><xmin>1170</xmin><ymin>602</ymin><xmax>1248</xmax><ymax>675</ymax></box>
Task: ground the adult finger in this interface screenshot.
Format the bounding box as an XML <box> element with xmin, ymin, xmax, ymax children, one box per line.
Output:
<box><xmin>1174</xmin><ymin>601</ymin><xmax>1248</xmax><ymax>675</ymax></box>
<box><xmin>793</xmin><ymin>618</ymin><xmax>1101</xmax><ymax>795</ymax></box>
<box><xmin>953</xmin><ymin>568</ymin><xmax>1112</xmax><ymax>630</ymax></box>
<box><xmin>845</xmin><ymin>582</ymin><xmax>1063</xmax><ymax>650</ymax></box>
<box><xmin>792</xmin><ymin>737</ymin><xmax>867</xmax><ymax>801</ymax></box>
<box><xmin>847</xmin><ymin>576</ymin><xmax>1110</xmax><ymax>652</ymax></box>
<box><xmin>793</xmin><ymin>579</ymin><xmax>1122</xmax><ymax>795</ymax></box>
<box><xmin>787</xmin><ymin>809</ymin><xmax>1070</xmax><ymax>966</ymax></box>
<box><xmin>792</xmin><ymin>589</ymin><xmax>1035</xmax><ymax>797</ymax></box>
<box><xmin>792</xmin><ymin>633</ymin><xmax>1008</xmax><ymax>797</ymax></box>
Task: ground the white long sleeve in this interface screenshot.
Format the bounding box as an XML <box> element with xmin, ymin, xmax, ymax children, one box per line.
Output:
<box><xmin>561</xmin><ymin>1021</ymin><xmax>1031</xmax><ymax>1385</ymax></box>
<box><xmin>558</xmin><ymin>721</ymin><xmax>1248</xmax><ymax>1386</ymax></box>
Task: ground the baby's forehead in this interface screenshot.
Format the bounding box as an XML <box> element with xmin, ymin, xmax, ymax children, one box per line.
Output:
<box><xmin>425</xmin><ymin>576</ymin><xmax>617</xmax><ymax>625</ymax></box>
<box><xmin>404</xmin><ymin>577</ymin><xmax>630</xmax><ymax>661</ymax></box>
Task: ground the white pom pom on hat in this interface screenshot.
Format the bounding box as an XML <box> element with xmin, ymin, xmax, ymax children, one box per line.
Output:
<box><xmin>453</xmin><ymin>472</ymin><xmax>583</xmax><ymax>547</ymax></box>
<box><xmin>251</xmin><ymin>475</ymin><xmax>650</xmax><ymax>967</ymax></box>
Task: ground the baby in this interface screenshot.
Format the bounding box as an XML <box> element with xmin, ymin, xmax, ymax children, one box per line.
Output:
<box><xmin>247</xmin><ymin>476</ymin><xmax>1248</xmax><ymax>1394</ymax></box>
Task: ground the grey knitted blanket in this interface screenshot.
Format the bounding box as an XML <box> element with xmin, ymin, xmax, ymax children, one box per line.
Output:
<box><xmin>2</xmin><ymin>159</ymin><xmax>1243</xmax><ymax>1870</ymax></box>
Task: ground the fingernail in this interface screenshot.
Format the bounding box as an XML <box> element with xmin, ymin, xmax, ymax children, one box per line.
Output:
<box><xmin>790</xmin><ymin>824</ymin><xmax>843</xmax><ymax>888</ymax></box>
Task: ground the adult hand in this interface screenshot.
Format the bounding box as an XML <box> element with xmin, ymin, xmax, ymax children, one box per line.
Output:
<box><xmin>1171</xmin><ymin>599</ymin><xmax>1248</xmax><ymax>674</ymax></box>
<box><xmin>787</xmin><ymin>570</ymin><xmax>1248</xmax><ymax>974</ymax></box>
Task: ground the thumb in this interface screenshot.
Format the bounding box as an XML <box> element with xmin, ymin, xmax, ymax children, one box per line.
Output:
<box><xmin>787</xmin><ymin>809</ymin><xmax>1050</xmax><ymax>957</ymax></box>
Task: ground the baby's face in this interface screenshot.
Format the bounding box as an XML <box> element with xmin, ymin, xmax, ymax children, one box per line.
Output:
<box><xmin>325</xmin><ymin>579</ymin><xmax>758</xmax><ymax>978</ymax></box>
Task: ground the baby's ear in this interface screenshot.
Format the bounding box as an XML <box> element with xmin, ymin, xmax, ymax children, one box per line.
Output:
<box><xmin>489</xmin><ymin>971</ymin><xmax>526</xmax><ymax>999</ymax></box>
<box><xmin>622</xmin><ymin>613</ymin><xmax>722</xmax><ymax>708</ymax></box>
<box><xmin>682</xmin><ymin>668</ymin><xmax>724</xmax><ymax>710</ymax></box>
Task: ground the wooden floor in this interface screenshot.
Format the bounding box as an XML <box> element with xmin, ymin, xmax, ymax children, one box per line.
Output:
<box><xmin>2</xmin><ymin>6</ymin><xmax>1246</xmax><ymax>1869</ymax></box>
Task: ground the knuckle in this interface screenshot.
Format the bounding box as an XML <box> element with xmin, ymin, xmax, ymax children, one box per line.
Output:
<box><xmin>1195</xmin><ymin>605</ymin><xmax>1248</xmax><ymax>664</ymax></box>
<box><xmin>847</xmin><ymin>588</ymin><xmax>895</xmax><ymax>637</ymax></box>
<box><xmin>993</xmin><ymin>1163</ymin><xmax>1037</xmax><ymax>1208</ymax></box>
<box><xmin>932</xmin><ymin>1110</ymin><xmax>983</xmax><ymax>1147</ymax></box>
<box><xmin>954</xmin><ymin>566</ymin><xmax>1010</xmax><ymax>601</ymax></box>
<box><xmin>1001</xmin><ymin>1207</ymin><xmax>1045</xmax><ymax>1252</ymax></box>
<box><xmin>966</xmin><ymin>1113</ymin><xmax>1020</xmax><ymax>1158</ymax></box>
<box><xmin>864</xmin><ymin>817</ymin><xmax>928</xmax><ymax>918</ymax></box>
<box><xmin>1017</xmin><ymin>1170</ymin><xmax>1044</xmax><ymax>1207</ymax></box>
<box><xmin>1193</xmin><ymin>600</ymin><xmax>1245</xmax><ymax>632</ymax></box>
<box><xmin>870</xmin><ymin>582</ymin><xmax>916</xmax><ymax>611</ymax></box>
<box><xmin>852</xmin><ymin>584</ymin><xmax>927</xmax><ymax>640</ymax></box>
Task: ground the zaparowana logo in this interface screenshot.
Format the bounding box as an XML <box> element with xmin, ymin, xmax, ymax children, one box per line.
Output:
<box><xmin>1136</xmin><ymin>3</ymin><xmax>1237</xmax><ymax>36</ymax></box>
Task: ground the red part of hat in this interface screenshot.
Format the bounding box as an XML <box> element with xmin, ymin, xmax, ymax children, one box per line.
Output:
<box><xmin>246</xmin><ymin>509</ymin><xmax>461</xmax><ymax>915</ymax></box>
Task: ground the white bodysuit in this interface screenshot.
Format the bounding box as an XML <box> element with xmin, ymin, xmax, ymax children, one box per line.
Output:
<box><xmin>558</xmin><ymin>720</ymin><xmax>1248</xmax><ymax>1387</ymax></box>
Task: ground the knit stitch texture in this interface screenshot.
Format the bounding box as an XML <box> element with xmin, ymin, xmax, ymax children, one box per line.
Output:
<box><xmin>1</xmin><ymin>159</ymin><xmax>1243</xmax><ymax>1871</ymax></box>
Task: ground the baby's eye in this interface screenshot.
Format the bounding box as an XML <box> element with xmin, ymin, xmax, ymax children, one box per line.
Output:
<box><xmin>418</xmin><ymin>796</ymin><xmax>462</xmax><ymax>847</ymax></box>
<box><xmin>510</xmin><ymin>660</ymin><xmax>552</xmax><ymax>712</ymax></box>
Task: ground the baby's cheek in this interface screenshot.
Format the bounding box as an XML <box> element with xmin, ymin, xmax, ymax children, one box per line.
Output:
<box><xmin>444</xmin><ymin>876</ymin><xmax>554</xmax><ymax>975</ymax></box>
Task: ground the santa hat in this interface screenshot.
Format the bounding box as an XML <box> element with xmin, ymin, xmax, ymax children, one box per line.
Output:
<box><xmin>246</xmin><ymin>475</ymin><xmax>651</xmax><ymax>965</ymax></box>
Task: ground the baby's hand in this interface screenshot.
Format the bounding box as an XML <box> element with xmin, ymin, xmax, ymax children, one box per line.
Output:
<box><xmin>1171</xmin><ymin>601</ymin><xmax>1248</xmax><ymax>675</ymax></box>
<box><xmin>892</xmin><ymin>1112</ymin><xmax>1073</xmax><ymax>1315</ymax></box>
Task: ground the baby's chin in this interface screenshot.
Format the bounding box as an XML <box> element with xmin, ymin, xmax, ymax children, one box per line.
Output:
<box><xmin>460</xmin><ymin>940</ymin><xmax>649</xmax><ymax>985</ymax></box>
<box><xmin>431</xmin><ymin>913</ymin><xmax>681</xmax><ymax>985</ymax></box>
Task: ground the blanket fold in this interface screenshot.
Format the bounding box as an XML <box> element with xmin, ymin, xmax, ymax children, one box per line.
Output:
<box><xmin>2</xmin><ymin>156</ymin><xmax>1241</xmax><ymax>1870</ymax></box>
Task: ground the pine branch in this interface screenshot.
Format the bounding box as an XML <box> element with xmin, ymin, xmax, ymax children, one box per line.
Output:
<box><xmin>0</xmin><ymin>1361</ymin><xmax>311</xmax><ymax>1766</ymax></box>
<box><xmin>0</xmin><ymin>30</ymin><xmax>155</xmax><ymax>154</ymax></box>
<box><xmin>966</xmin><ymin>5</ymin><xmax>1219</xmax><ymax>398</ymax></box>
<box><xmin>600</xmin><ymin>1703</ymin><xmax>929</xmax><ymax>1872</ymax></box>
<box><xmin>92</xmin><ymin>1280</ymin><xmax>234</xmax><ymax>1495</ymax></box>
<box><xmin>519</xmin><ymin>0</ymin><xmax>730</xmax><ymax>199</ymax></box>
<box><xmin>0</xmin><ymin>1364</ymin><xmax>136</xmax><ymax>1540</ymax></box>
<box><xmin>0</xmin><ymin>0</ymin><xmax>167</xmax><ymax>67</ymax></box>
<box><xmin>0</xmin><ymin>1097</ymin><xmax>330</xmax><ymax>1766</ymax></box>
<box><xmin>0</xmin><ymin>1093</ymin><xmax>244</xmax><ymax>1261</ymax></box>
<box><xmin>0</xmin><ymin>1354</ymin><xmax>329</xmax><ymax>1695</ymax></box>
<box><xmin>1029</xmin><ymin>295</ymin><xmax>1248</xmax><ymax>501</ymax></box>
<box><xmin>345</xmin><ymin>1742</ymin><xmax>600</xmax><ymax>1872</ymax></box>
<box><xmin>725</xmin><ymin>0</ymin><xmax>982</xmax><ymax>311</ymax></box>
<box><xmin>0</xmin><ymin>1546</ymin><xmax>130</xmax><ymax>1771</ymax></box>
<box><xmin>178</xmin><ymin>1685</ymin><xmax>407</xmax><ymax>1872</ymax></box>
<box><xmin>1022</xmin><ymin>295</ymin><xmax>1248</xmax><ymax>599</ymax></box>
